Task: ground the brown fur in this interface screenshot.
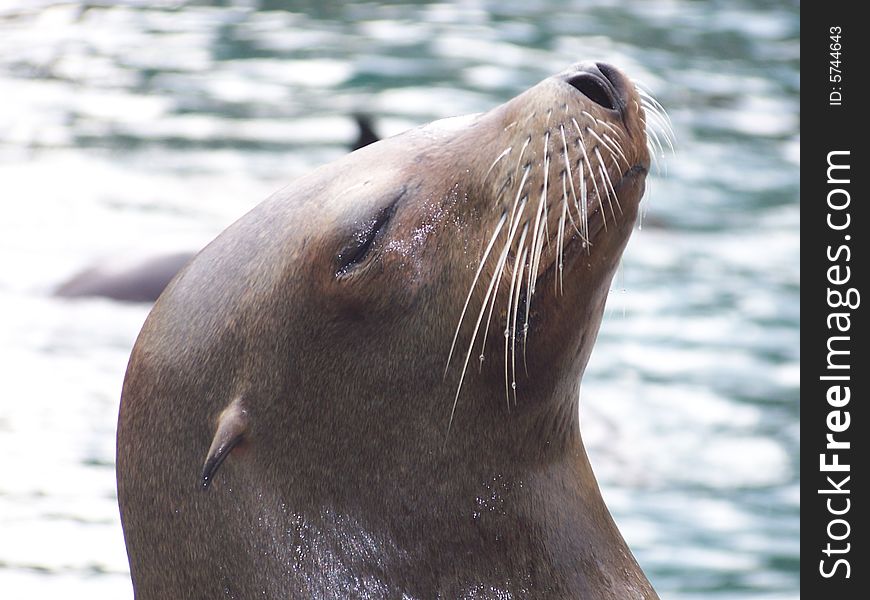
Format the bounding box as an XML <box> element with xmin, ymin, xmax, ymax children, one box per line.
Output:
<box><xmin>117</xmin><ymin>62</ymin><xmax>656</xmax><ymax>599</ymax></box>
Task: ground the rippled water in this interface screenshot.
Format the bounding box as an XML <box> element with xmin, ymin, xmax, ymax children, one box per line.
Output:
<box><xmin>0</xmin><ymin>1</ymin><xmax>799</xmax><ymax>598</ymax></box>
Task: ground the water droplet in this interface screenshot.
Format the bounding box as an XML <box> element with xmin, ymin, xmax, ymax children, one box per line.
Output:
<box><xmin>511</xmin><ymin>381</ymin><xmax>517</xmax><ymax>390</ymax></box>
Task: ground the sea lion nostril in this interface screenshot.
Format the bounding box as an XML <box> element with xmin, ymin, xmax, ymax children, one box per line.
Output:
<box><xmin>595</xmin><ymin>62</ymin><xmax>621</xmax><ymax>91</ymax></box>
<box><xmin>565</xmin><ymin>73</ymin><xmax>616</xmax><ymax>111</ymax></box>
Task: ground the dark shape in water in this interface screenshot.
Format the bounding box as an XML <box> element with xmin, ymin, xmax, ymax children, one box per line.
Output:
<box><xmin>55</xmin><ymin>115</ymin><xmax>383</xmax><ymax>303</ymax></box>
<box><xmin>55</xmin><ymin>252</ymin><xmax>194</xmax><ymax>303</ymax></box>
<box><xmin>351</xmin><ymin>113</ymin><xmax>381</xmax><ymax>151</ymax></box>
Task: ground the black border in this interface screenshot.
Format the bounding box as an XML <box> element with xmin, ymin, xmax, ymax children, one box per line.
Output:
<box><xmin>803</xmin><ymin>5</ymin><xmax>866</xmax><ymax>595</ymax></box>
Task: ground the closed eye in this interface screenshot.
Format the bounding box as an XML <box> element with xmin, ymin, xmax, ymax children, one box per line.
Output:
<box><xmin>335</xmin><ymin>195</ymin><xmax>401</xmax><ymax>277</ymax></box>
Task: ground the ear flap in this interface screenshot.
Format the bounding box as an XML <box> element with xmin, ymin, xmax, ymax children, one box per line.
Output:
<box><xmin>201</xmin><ymin>397</ymin><xmax>248</xmax><ymax>489</ymax></box>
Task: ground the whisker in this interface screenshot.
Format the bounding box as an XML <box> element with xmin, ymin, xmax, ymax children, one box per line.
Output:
<box><xmin>636</xmin><ymin>86</ymin><xmax>674</xmax><ymax>131</ymax></box>
<box><xmin>512</xmin><ymin>243</ymin><xmax>529</xmax><ymax>400</ymax></box>
<box><xmin>606</xmin><ymin>145</ymin><xmax>625</xmax><ymax>175</ymax></box>
<box><xmin>594</xmin><ymin>156</ymin><xmax>617</xmax><ymax>219</ymax></box>
<box><xmin>515</xmin><ymin>136</ymin><xmax>531</xmax><ymax>179</ymax></box>
<box><xmin>542</xmin><ymin>134</ymin><xmax>552</xmax><ymax>249</ymax></box>
<box><xmin>556</xmin><ymin>187</ymin><xmax>568</xmax><ymax>295</ymax></box>
<box><xmin>445</xmin><ymin>212</ymin><xmax>508</xmax><ymax>373</ymax></box>
<box><xmin>479</xmin><ymin>244</ymin><xmax>509</xmax><ymax>373</ymax></box>
<box><xmin>523</xmin><ymin>131</ymin><xmax>551</xmax><ymax>364</ymax></box>
<box><xmin>637</xmin><ymin>86</ymin><xmax>676</xmax><ymax>151</ymax></box>
<box><xmin>594</xmin><ymin>116</ymin><xmax>625</xmax><ymax>142</ymax></box>
<box><xmin>595</xmin><ymin>146</ymin><xmax>621</xmax><ymax>217</ymax></box>
<box><xmin>506</xmin><ymin>224</ymin><xmax>529</xmax><ymax>405</ymax></box>
<box><xmin>645</xmin><ymin>125</ymin><xmax>667</xmax><ymax>166</ymax></box>
<box><xmin>632</xmin><ymin>84</ymin><xmax>675</xmax><ymax>228</ymax></box>
<box><xmin>448</xmin><ymin>199</ymin><xmax>526</xmax><ymax>436</ymax></box>
<box><xmin>525</xmin><ymin>158</ymin><xmax>546</xmax><ymax>308</ymax></box>
<box><xmin>647</xmin><ymin>140</ymin><xmax>662</xmax><ymax>175</ymax></box>
<box><xmin>484</xmin><ymin>147</ymin><xmax>513</xmax><ymax>182</ymax></box>
<box><xmin>642</xmin><ymin>105</ymin><xmax>676</xmax><ymax>153</ymax></box>
<box><xmin>524</xmin><ymin>211</ymin><xmax>548</xmax><ymax>370</ymax></box>
<box><xmin>509</xmin><ymin>165</ymin><xmax>531</xmax><ymax>228</ymax></box>
<box><xmin>572</xmin><ymin>125</ymin><xmax>607</xmax><ymax>230</ymax></box>
<box><xmin>560</xmin><ymin>125</ymin><xmax>585</xmax><ymax>233</ymax></box>
<box><xmin>479</xmin><ymin>192</ymin><xmax>528</xmax><ymax>369</ymax></box>
<box><xmin>641</xmin><ymin>112</ymin><xmax>665</xmax><ymax>153</ymax></box>
<box><xmin>578</xmin><ymin>157</ymin><xmax>589</xmax><ymax>246</ymax></box>
<box><xmin>583</xmin><ymin>122</ymin><xmax>630</xmax><ymax>171</ymax></box>
<box><xmin>562</xmin><ymin>172</ymin><xmax>584</xmax><ymax>239</ymax></box>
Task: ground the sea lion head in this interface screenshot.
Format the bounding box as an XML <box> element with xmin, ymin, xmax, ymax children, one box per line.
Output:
<box><xmin>119</xmin><ymin>60</ymin><xmax>667</xmax><ymax>598</ymax></box>
<box><xmin>139</xmin><ymin>61</ymin><xmax>657</xmax><ymax>472</ymax></box>
<box><xmin>259</xmin><ymin>62</ymin><xmax>640</xmax><ymax>428</ymax></box>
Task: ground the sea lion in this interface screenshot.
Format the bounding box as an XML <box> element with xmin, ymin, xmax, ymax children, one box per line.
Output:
<box><xmin>117</xmin><ymin>61</ymin><xmax>667</xmax><ymax>598</ymax></box>
<box><xmin>351</xmin><ymin>113</ymin><xmax>382</xmax><ymax>151</ymax></box>
<box><xmin>55</xmin><ymin>251</ymin><xmax>195</xmax><ymax>302</ymax></box>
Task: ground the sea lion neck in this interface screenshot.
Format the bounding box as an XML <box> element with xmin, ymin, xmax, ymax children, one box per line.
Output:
<box><xmin>244</xmin><ymin>339</ymin><xmax>592</xmax><ymax>489</ymax></box>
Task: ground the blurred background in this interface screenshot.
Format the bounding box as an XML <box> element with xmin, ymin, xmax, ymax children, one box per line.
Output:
<box><xmin>0</xmin><ymin>0</ymin><xmax>799</xmax><ymax>598</ymax></box>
